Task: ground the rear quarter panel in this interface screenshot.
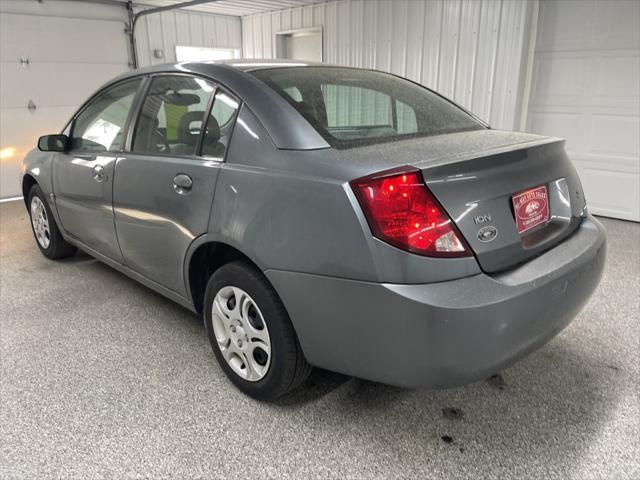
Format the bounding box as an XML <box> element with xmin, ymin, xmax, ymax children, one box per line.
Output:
<box><xmin>207</xmin><ymin>105</ymin><xmax>481</xmax><ymax>283</ymax></box>
<box><xmin>209</xmin><ymin>105</ymin><xmax>376</xmax><ymax>281</ymax></box>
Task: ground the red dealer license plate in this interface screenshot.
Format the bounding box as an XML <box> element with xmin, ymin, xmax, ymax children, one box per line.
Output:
<box><xmin>512</xmin><ymin>185</ymin><xmax>550</xmax><ymax>234</ymax></box>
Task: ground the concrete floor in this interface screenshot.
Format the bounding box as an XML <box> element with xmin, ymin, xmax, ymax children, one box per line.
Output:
<box><xmin>0</xmin><ymin>200</ymin><xmax>638</xmax><ymax>480</ymax></box>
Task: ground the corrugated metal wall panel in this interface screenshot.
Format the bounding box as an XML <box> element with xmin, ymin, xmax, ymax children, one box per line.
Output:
<box><xmin>136</xmin><ymin>10</ymin><xmax>242</xmax><ymax>67</ymax></box>
<box><xmin>242</xmin><ymin>0</ymin><xmax>535</xmax><ymax>130</ymax></box>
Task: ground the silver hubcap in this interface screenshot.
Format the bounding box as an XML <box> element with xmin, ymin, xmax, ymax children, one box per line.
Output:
<box><xmin>30</xmin><ymin>196</ymin><xmax>50</xmax><ymax>249</ymax></box>
<box><xmin>212</xmin><ymin>286</ymin><xmax>271</xmax><ymax>382</ymax></box>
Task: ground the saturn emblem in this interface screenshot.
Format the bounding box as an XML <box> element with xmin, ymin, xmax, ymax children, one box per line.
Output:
<box><xmin>477</xmin><ymin>225</ymin><xmax>498</xmax><ymax>242</ymax></box>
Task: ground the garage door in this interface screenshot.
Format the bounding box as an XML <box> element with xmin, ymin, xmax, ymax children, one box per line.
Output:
<box><xmin>0</xmin><ymin>12</ymin><xmax>130</xmax><ymax>198</ymax></box>
<box><xmin>527</xmin><ymin>0</ymin><xmax>640</xmax><ymax>221</ymax></box>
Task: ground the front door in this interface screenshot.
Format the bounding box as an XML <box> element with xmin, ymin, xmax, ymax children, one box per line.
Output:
<box><xmin>113</xmin><ymin>75</ymin><xmax>240</xmax><ymax>295</ymax></box>
<box><xmin>52</xmin><ymin>78</ymin><xmax>142</xmax><ymax>262</ymax></box>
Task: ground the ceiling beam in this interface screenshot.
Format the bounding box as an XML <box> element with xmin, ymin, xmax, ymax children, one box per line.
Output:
<box><xmin>130</xmin><ymin>0</ymin><xmax>222</xmax><ymax>68</ymax></box>
<box><xmin>133</xmin><ymin>0</ymin><xmax>220</xmax><ymax>20</ymax></box>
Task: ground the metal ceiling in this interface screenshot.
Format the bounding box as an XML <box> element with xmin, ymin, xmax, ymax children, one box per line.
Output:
<box><xmin>131</xmin><ymin>0</ymin><xmax>329</xmax><ymax>17</ymax></box>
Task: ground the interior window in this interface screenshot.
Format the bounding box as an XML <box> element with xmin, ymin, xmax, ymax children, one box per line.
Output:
<box><xmin>322</xmin><ymin>84</ymin><xmax>393</xmax><ymax>134</ymax></box>
<box><xmin>201</xmin><ymin>90</ymin><xmax>240</xmax><ymax>158</ymax></box>
<box><xmin>396</xmin><ymin>99</ymin><xmax>417</xmax><ymax>134</ymax></box>
<box><xmin>70</xmin><ymin>79</ymin><xmax>141</xmax><ymax>153</ymax></box>
<box><xmin>132</xmin><ymin>75</ymin><xmax>215</xmax><ymax>155</ymax></box>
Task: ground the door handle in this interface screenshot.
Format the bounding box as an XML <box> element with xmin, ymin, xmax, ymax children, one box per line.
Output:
<box><xmin>92</xmin><ymin>165</ymin><xmax>106</xmax><ymax>183</ymax></box>
<box><xmin>173</xmin><ymin>174</ymin><xmax>192</xmax><ymax>195</ymax></box>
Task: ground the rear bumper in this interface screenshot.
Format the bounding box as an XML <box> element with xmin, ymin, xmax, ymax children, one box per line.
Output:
<box><xmin>266</xmin><ymin>215</ymin><xmax>606</xmax><ymax>388</ymax></box>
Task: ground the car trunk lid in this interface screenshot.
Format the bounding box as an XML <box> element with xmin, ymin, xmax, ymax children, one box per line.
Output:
<box><xmin>336</xmin><ymin>129</ymin><xmax>587</xmax><ymax>273</ymax></box>
<box><xmin>412</xmin><ymin>133</ymin><xmax>586</xmax><ymax>272</ymax></box>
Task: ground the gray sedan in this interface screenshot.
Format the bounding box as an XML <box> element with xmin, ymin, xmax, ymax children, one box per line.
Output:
<box><xmin>21</xmin><ymin>61</ymin><xmax>606</xmax><ymax>400</ymax></box>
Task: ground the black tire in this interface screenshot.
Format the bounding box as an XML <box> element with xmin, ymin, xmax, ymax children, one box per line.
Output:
<box><xmin>204</xmin><ymin>261</ymin><xmax>311</xmax><ymax>401</ymax></box>
<box><xmin>27</xmin><ymin>184</ymin><xmax>76</xmax><ymax>260</ymax></box>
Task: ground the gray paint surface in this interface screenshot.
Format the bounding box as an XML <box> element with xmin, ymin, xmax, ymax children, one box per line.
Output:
<box><xmin>113</xmin><ymin>153</ymin><xmax>221</xmax><ymax>295</ymax></box>
<box><xmin>1</xmin><ymin>202</ymin><xmax>637</xmax><ymax>479</ymax></box>
<box><xmin>21</xmin><ymin>62</ymin><xmax>604</xmax><ymax>388</ymax></box>
<box><xmin>53</xmin><ymin>153</ymin><xmax>123</xmax><ymax>263</ymax></box>
<box><xmin>267</xmin><ymin>217</ymin><xmax>605</xmax><ymax>387</ymax></box>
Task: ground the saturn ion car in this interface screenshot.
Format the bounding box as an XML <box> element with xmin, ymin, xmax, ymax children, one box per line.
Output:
<box><xmin>21</xmin><ymin>60</ymin><xmax>606</xmax><ymax>400</ymax></box>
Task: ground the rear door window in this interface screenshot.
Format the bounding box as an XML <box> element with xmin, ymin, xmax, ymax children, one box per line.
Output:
<box><xmin>131</xmin><ymin>75</ymin><xmax>215</xmax><ymax>155</ymax></box>
<box><xmin>201</xmin><ymin>89</ymin><xmax>240</xmax><ymax>159</ymax></box>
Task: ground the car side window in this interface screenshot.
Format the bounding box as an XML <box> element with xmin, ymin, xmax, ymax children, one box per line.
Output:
<box><xmin>70</xmin><ymin>79</ymin><xmax>141</xmax><ymax>153</ymax></box>
<box><xmin>201</xmin><ymin>89</ymin><xmax>240</xmax><ymax>159</ymax></box>
<box><xmin>132</xmin><ymin>75</ymin><xmax>215</xmax><ymax>155</ymax></box>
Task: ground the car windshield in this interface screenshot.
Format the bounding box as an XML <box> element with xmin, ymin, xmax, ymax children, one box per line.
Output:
<box><xmin>251</xmin><ymin>66</ymin><xmax>485</xmax><ymax>149</ymax></box>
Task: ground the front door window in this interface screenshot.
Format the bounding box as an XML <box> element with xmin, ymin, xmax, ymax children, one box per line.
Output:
<box><xmin>70</xmin><ymin>79</ymin><xmax>141</xmax><ymax>153</ymax></box>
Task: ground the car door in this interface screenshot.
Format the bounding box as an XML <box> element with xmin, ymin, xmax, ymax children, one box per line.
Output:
<box><xmin>113</xmin><ymin>74</ymin><xmax>240</xmax><ymax>295</ymax></box>
<box><xmin>52</xmin><ymin>78</ymin><xmax>142</xmax><ymax>262</ymax></box>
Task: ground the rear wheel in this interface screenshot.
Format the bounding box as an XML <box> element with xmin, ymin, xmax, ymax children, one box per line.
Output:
<box><xmin>204</xmin><ymin>261</ymin><xmax>311</xmax><ymax>400</ymax></box>
<box><xmin>28</xmin><ymin>185</ymin><xmax>76</xmax><ymax>259</ymax></box>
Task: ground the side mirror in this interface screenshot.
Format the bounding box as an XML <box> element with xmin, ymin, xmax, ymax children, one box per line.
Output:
<box><xmin>38</xmin><ymin>134</ymin><xmax>68</xmax><ymax>152</ymax></box>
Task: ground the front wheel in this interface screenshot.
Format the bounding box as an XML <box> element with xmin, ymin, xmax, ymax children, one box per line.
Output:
<box><xmin>28</xmin><ymin>185</ymin><xmax>76</xmax><ymax>259</ymax></box>
<box><xmin>204</xmin><ymin>261</ymin><xmax>311</xmax><ymax>400</ymax></box>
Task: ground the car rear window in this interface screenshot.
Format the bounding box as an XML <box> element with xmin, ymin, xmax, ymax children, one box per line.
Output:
<box><xmin>251</xmin><ymin>67</ymin><xmax>485</xmax><ymax>149</ymax></box>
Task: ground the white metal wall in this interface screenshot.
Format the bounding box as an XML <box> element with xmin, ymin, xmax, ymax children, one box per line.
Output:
<box><xmin>242</xmin><ymin>0</ymin><xmax>536</xmax><ymax>130</ymax></box>
<box><xmin>527</xmin><ymin>0</ymin><xmax>640</xmax><ymax>221</ymax></box>
<box><xmin>135</xmin><ymin>9</ymin><xmax>242</xmax><ymax>67</ymax></box>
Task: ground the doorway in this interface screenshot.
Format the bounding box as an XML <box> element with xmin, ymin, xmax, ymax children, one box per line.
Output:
<box><xmin>275</xmin><ymin>28</ymin><xmax>323</xmax><ymax>62</ymax></box>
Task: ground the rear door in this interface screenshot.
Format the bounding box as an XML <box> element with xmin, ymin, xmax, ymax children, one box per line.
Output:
<box><xmin>52</xmin><ymin>78</ymin><xmax>142</xmax><ymax>262</ymax></box>
<box><xmin>113</xmin><ymin>74</ymin><xmax>240</xmax><ymax>295</ymax></box>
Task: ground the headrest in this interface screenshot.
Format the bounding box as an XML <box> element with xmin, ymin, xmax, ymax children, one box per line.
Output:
<box><xmin>160</xmin><ymin>91</ymin><xmax>201</xmax><ymax>106</ymax></box>
<box><xmin>177</xmin><ymin>111</ymin><xmax>204</xmax><ymax>145</ymax></box>
<box><xmin>203</xmin><ymin>114</ymin><xmax>221</xmax><ymax>145</ymax></box>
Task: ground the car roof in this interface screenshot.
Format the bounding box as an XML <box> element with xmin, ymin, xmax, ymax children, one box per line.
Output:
<box><xmin>207</xmin><ymin>58</ymin><xmax>327</xmax><ymax>72</ymax></box>
<box><xmin>106</xmin><ymin>60</ymin><xmax>332</xmax><ymax>150</ymax></box>
<box><xmin>116</xmin><ymin>59</ymin><xmax>344</xmax><ymax>77</ymax></box>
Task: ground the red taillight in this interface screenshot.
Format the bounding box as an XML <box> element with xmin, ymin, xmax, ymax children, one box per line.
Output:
<box><xmin>350</xmin><ymin>167</ymin><xmax>470</xmax><ymax>257</ymax></box>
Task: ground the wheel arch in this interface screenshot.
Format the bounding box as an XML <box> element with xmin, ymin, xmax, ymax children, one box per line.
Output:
<box><xmin>185</xmin><ymin>238</ymin><xmax>265</xmax><ymax>315</ymax></box>
<box><xmin>22</xmin><ymin>173</ymin><xmax>38</xmax><ymax>207</ymax></box>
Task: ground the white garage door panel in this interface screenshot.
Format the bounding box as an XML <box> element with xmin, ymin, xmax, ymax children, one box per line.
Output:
<box><xmin>528</xmin><ymin>112</ymin><xmax>587</xmax><ymax>149</ymax></box>
<box><xmin>590</xmin><ymin>115</ymin><xmax>640</xmax><ymax>157</ymax></box>
<box><xmin>0</xmin><ymin>14</ymin><xmax>129</xmax><ymax>64</ymax></box>
<box><xmin>0</xmin><ymin>107</ymin><xmax>76</xmax><ymax>147</ymax></box>
<box><xmin>535</xmin><ymin>0</ymin><xmax>640</xmax><ymax>51</ymax></box>
<box><xmin>527</xmin><ymin>0</ymin><xmax>640</xmax><ymax>221</ymax></box>
<box><xmin>0</xmin><ymin>11</ymin><xmax>129</xmax><ymax>198</ymax></box>
<box><xmin>0</xmin><ymin>107</ymin><xmax>76</xmax><ymax>198</ymax></box>
<box><xmin>597</xmin><ymin>56</ymin><xmax>640</xmax><ymax>97</ymax></box>
<box><xmin>0</xmin><ymin>62</ymin><xmax>128</xmax><ymax>109</ymax></box>
<box><xmin>578</xmin><ymin>167</ymin><xmax>640</xmax><ymax>221</ymax></box>
<box><xmin>531</xmin><ymin>56</ymin><xmax>588</xmax><ymax>103</ymax></box>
